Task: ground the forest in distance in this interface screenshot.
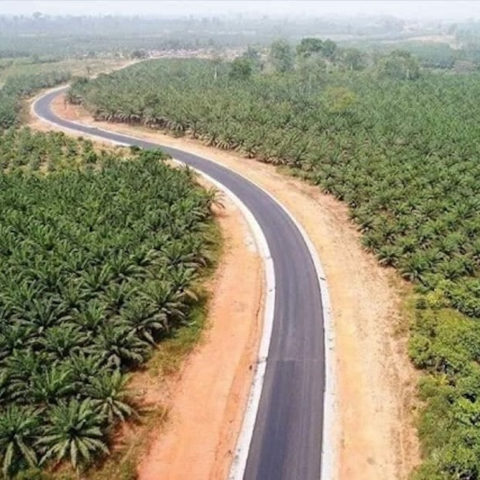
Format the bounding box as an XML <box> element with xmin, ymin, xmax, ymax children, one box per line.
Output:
<box><xmin>69</xmin><ymin>40</ymin><xmax>480</xmax><ymax>479</ymax></box>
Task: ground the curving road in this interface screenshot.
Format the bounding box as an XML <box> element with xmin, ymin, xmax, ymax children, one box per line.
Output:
<box><xmin>34</xmin><ymin>88</ymin><xmax>328</xmax><ymax>480</ymax></box>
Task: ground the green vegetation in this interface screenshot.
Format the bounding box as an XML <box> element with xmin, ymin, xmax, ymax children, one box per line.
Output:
<box><xmin>0</xmin><ymin>71</ymin><xmax>70</xmax><ymax>130</ymax></box>
<box><xmin>71</xmin><ymin>48</ymin><xmax>480</xmax><ymax>478</ymax></box>
<box><xmin>0</xmin><ymin>55</ymin><xmax>125</xmax><ymax>132</ymax></box>
<box><xmin>0</xmin><ymin>14</ymin><xmax>424</xmax><ymax>58</ymax></box>
<box><xmin>0</xmin><ymin>128</ymin><xmax>216</xmax><ymax>477</ymax></box>
<box><xmin>0</xmin><ymin>57</ymin><xmax>125</xmax><ymax>86</ymax></box>
<box><xmin>382</xmin><ymin>42</ymin><xmax>458</xmax><ymax>70</ymax></box>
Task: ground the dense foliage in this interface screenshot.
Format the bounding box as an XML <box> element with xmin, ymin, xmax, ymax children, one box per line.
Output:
<box><xmin>71</xmin><ymin>55</ymin><xmax>480</xmax><ymax>479</ymax></box>
<box><xmin>0</xmin><ymin>71</ymin><xmax>70</xmax><ymax>130</ymax></box>
<box><xmin>0</xmin><ymin>128</ymin><xmax>215</xmax><ymax>477</ymax></box>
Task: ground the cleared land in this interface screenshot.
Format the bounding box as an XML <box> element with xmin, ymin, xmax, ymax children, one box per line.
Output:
<box><xmin>0</xmin><ymin>57</ymin><xmax>127</xmax><ymax>86</ymax></box>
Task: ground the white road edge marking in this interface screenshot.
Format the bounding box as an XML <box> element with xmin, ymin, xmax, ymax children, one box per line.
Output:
<box><xmin>32</xmin><ymin>89</ymin><xmax>337</xmax><ymax>480</ymax></box>
<box><xmin>223</xmin><ymin>172</ymin><xmax>337</xmax><ymax>480</ymax></box>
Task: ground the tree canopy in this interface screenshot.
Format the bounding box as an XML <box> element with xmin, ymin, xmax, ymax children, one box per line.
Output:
<box><xmin>0</xmin><ymin>71</ymin><xmax>70</xmax><ymax>130</ymax></box>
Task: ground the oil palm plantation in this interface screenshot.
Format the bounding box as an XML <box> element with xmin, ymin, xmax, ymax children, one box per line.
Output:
<box><xmin>0</xmin><ymin>129</ymin><xmax>216</xmax><ymax>476</ymax></box>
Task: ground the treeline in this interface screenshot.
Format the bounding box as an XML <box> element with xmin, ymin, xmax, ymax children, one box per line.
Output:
<box><xmin>0</xmin><ymin>128</ymin><xmax>216</xmax><ymax>478</ymax></box>
<box><xmin>367</xmin><ymin>40</ymin><xmax>480</xmax><ymax>71</ymax></box>
<box><xmin>70</xmin><ymin>52</ymin><xmax>480</xmax><ymax>479</ymax></box>
<box><xmin>0</xmin><ymin>71</ymin><xmax>70</xmax><ymax>130</ymax></box>
<box><xmin>222</xmin><ymin>38</ymin><xmax>420</xmax><ymax>78</ymax></box>
<box><xmin>0</xmin><ymin>35</ymin><xmax>213</xmax><ymax>60</ymax></box>
<box><xmin>0</xmin><ymin>14</ymin><xmax>404</xmax><ymax>38</ymax></box>
<box><xmin>0</xmin><ymin>13</ymin><xmax>470</xmax><ymax>63</ymax></box>
<box><xmin>0</xmin><ymin>13</ymin><xmax>410</xmax><ymax>58</ymax></box>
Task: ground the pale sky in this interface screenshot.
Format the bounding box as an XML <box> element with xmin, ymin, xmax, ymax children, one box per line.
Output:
<box><xmin>0</xmin><ymin>1</ymin><xmax>479</xmax><ymax>21</ymax></box>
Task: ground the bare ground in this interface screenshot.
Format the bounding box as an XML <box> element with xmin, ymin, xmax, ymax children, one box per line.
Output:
<box><xmin>31</xmin><ymin>96</ymin><xmax>421</xmax><ymax>480</ymax></box>
<box><xmin>135</xmin><ymin>198</ymin><xmax>263</xmax><ymax>480</ymax></box>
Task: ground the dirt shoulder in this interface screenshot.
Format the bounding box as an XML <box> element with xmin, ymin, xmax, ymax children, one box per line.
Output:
<box><xmin>31</xmin><ymin>96</ymin><xmax>420</xmax><ymax>480</ymax></box>
<box><xmin>134</xmin><ymin>196</ymin><xmax>263</xmax><ymax>480</ymax></box>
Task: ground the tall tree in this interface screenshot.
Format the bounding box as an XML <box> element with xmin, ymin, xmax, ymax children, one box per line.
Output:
<box><xmin>269</xmin><ymin>40</ymin><xmax>294</xmax><ymax>73</ymax></box>
<box><xmin>229</xmin><ymin>57</ymin><xmax>253</xmax><ymax>80</ymax></box>
<box><xmin>376</xmin><ymin>50</ymin><xmax>420</xmax><ymax>80</ymax></box>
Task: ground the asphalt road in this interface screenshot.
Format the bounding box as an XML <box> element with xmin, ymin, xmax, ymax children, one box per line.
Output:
<box><xmin>34</xmin><ymin>89</ymin><xmax>327</xmax><ymax>480</ymax></box>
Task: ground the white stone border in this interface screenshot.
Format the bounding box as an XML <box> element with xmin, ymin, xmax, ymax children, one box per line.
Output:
<box><xmin>175</xmin><ymin>165</ymin><xmax>276</xmax><ymax>480</ymax></box>
<box><xmin>32</xmin><ymin>89</ymin><xmax>337</xmax><ymax>480</ymax></box>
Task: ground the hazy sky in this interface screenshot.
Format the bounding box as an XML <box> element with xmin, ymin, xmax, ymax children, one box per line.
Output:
<box><xmin>1</xmin><ymin>1</ymin><xmax>480</xmax><ymax>21</ymax></box>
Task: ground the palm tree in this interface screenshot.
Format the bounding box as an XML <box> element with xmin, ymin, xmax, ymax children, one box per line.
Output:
<box><xmin>0</xmin><ymin>323</ymin><xmax>34</xmax><ymax>361</ymax></box>
<box><xmin>18</xmin><ymin>298</ymin><xmax>66</xmax><ymax>335</ymax></box>
<box><xmin>0</xmin><ymin>406</ymin><xmax>40</xmax><ymax>477</ymax></box>
<box><xmin>73</xmin><ymin>301</ymin><xmax>106</xmax><ymax>334</ymax></box>
<box><xmin>122</xmin><ymin>296</ymin><xmax>162</xmax><ymax>341</ymax></box>
<box><xmin>102</xmin><ymin>282</ymin><xmax>136</xmax><ymax>315</ymax></box>
<box><xmin>39</xmin><ymin>399</ymin><xmax>108</xmax><ymax>470</ymax></box>
<box><xmin>29</xmin><ymin>366</ymin><xmax>74</xmax><ymax>405</ymax></box>
<box><xmin>108</xmin><ymin>254</ymin><xmax>140</xmax><ymax>281</ymax></box>
<box><xmin>85</xmin><ymin>370</ymin><xmax>135</xmax><ymax>422</ymax></box>
<box><xmin>377</xmin><ymin>245</ymin><xmax>402</xmax><ymax>267</ymax></box>
<box><xmin>67</xmin><ymin>352</ymin><xmax>105</xmax><ymax>386</ymax></box>
<box><xmin>5</xmin><ymin>350</ymin><xmax>45</xmax><ymax>402</ymax></box>
<box><xmin>90</xmin><ymin>323</ymin><xmax>149</xmax><ymax>369</ymax></box>
<box><xmin>37</xmin><ymin>324</ymin><xmax>88</xmax><ymax>360</ymax></box>
<box><xmin>399</xmin><ymin>253</ymin><xmax>431</xmax><ymax>283</ymax></box>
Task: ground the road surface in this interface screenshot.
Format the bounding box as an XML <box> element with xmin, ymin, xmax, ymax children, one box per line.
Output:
<box><xmin>33</xmin><ymin>88</ymin><xmax>328</xmax><ymax>480</ymax></box>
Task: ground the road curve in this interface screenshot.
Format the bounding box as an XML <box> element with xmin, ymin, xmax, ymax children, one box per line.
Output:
<box><xmin>34</xmin><ymin>88</ymin><xmax>328</xmax><ymax>480</ymax></box>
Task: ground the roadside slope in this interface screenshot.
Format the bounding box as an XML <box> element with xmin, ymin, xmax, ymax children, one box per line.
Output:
<box><xmin>40</xmin><ymin>95</ymin><xmax>420</xmax><ymax>480</ymax></box>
